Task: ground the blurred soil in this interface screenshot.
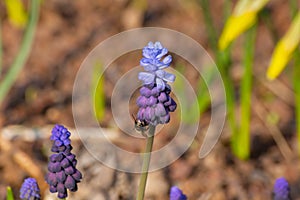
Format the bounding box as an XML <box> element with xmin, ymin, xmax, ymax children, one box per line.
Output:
<box><xmin>0</xmin><ymin>0</ymin><xmax>299</xmax><ymax>199</ymax></box>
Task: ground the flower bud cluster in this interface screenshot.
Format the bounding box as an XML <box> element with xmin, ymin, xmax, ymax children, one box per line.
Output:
<box><xmin>45</xmin><ymin>124</ymin><xmax>82</xmax><ymax>199</ymax></box>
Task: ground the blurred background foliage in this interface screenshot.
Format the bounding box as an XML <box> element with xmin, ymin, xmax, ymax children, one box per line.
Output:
<box><xmin>0</xmin><ymin>0</ymin><xmax>299</xmax><ymax>159</ymax></box>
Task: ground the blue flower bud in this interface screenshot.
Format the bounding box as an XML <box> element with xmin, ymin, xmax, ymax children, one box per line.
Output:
<box><xmin>20</xmin><ymin>178</ymin><xmax>41</xmax><ymax>200</ymax></box>
<box><xmin>273</xmin><ymin>177</ymin><xmax>291</xmax><ymax>200</ymax></box>
<box><xmin>170</xmin><ymin>186</ymin><xmax>187</xmax><ymax>200</ymax></box>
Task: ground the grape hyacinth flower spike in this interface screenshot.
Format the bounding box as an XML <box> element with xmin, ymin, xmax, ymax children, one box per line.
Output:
<box><xmin>137</xmin><ymin>41</ymin><xmax>177</xmax><ymax>126</ymax></box>
<box><xmin>45</xmin><ymin>124</ymin><xmax>82</xmax><ymax>199</ymax></box>
<box><xmin>136</xmin><ymin>42</ymin><xmax>177</xmax><ymax>200</ymax></box>
<box><xmin>170</xmin><ymin>186</ymin><xmax>187</xmax><ymax>200</ymax></box>
<box><xmin>273</xmin><ymin>177</ymin><xmax>291</xmax><ymax>200</ymax></box>
<box><xmin>20</xmin><ymin>177</ymin><xmax>41</xmax><ymax>200</ymax></box>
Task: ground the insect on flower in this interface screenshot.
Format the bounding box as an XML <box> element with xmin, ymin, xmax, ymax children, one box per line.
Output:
<box><xmin>131</xmin><ymin>114</ymin><xmax>149</xmax><ymax>136</ymax></box>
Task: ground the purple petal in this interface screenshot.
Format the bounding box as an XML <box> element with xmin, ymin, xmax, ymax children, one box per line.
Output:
<box><xmin>56</xmin><ymin>171</ymin><xmax>66</xmax><ymax>182</ymax></box>
<box><xmin>137</xmin><ymin>108</ymin><xmax>146</xmax><ymax>120</ymax></box>
<box><xmin>162</xmin><ymin>71</ymin><xmax>175</xmax><ymax>82</ymax></box>
<box><xmin>136</xmin><ymin>96</ymin><xmax>148</xmax><ymax>108</ymax></box>
<box><xmin>156</xmin><ymin>48</ymin><xmax>168</xmax><ymax>59</ymax></box>
<box><xmin>58</xmin><ymin>192</ymin><xmax>68</xmax><ymax>199</ymax></box>
<box><xmin>151</xmin><ymin>87</ymin><xmax>160</xmax><ymax>96</ymax></box>
<box><xmin>72</xmin><ymin>170</ymin><xmax>82</xmax><ymax>182</ymax></box>
<box><xmin>155</xmin><ymin>69</ymin><xmax>165</xmax><ymax>79</ymax></box>
<box><xmin>145</xmin><ymin>107</ymin><xmax>155</xmax><ymax>121</ymax></box>
<box><xmin>155</xmin><ymin>103</ymin><xmax>167</xmax><ymax>116</ymax></box>
<box><xmin>138</xmin><ymin>72</ymin><xmax>155</xmax><ymax>85</ymax></box>
<box><xmin>65</xmin><ymin>176</ymin><xmax>76</xmax><ymax>190</ymax></box>
<box><xmin>56</xmin><ymin>182</ymin><xmax>66</xmax><ymax>194</ymax></box>
<box><xmin>49</xmin><ymin>185</ymin><xmax>57</xmax><ymax>193</ymax></box>
<box><xmin>140</xmin><ymin>87</ymin><xmax>152</xmax><ymax>97</ymax></box>
<box><xmin>48</xmin><ymin>162</ymin><xmax>61</xmax><ymax>173</ymax></box>
<box><xmin>54</xmin><ymin>140</ymin><xmax>63</xmax><ymax>147</ymax></box>
<box><xmin>164</xmin><ymin>96</ymin><xmax>172</xmax><ymax>106</ymax></box>
<box><xmin>170</xmin><ymin>186</ymin><xmax>187</xmax><ymax>200</ymax></box>
<box><xmin>66</xmin><ymin>154</ymin><xmax>75</xmax><ymax>162</ymax></box>
<box><xmin>155</xmin><ymin>70</ymin><xmax>175</xmax><ymax>83</ymax></box>
<box><xmin>162</xmin><ymin>55</ymin><xmax>172</xmax><ymax>65</ymax></box>
<box><xmin>61</xmin><ymin>158</ymin><xmax>70</xmax><ymax>168</ymax></box>
<box><xmin>158</xmin><ymin>92</ymin><xmax>168</xmax><ymax>102</ymax></box>
<box><xmin>140</xmin><ymin>58</ymin><xmax>158</xmax><ymax>71</ymax></box>
<box><xmin>46</xmin><ymin>172</ymin><xmax>58</xmax><ymax>186</ymax></box>
<box><xmin>160</xmin><ymin>113</ymin><xmax>170</xmax><ymax>124</ymax></box>
<box><xmin>156</xmin><ymin>78</ymin><xmax>165</xmax><ymax>91</ymax></box>
<box><xmin>64</xmin><ymin>166</ymin><xmax>75</xmax><ymax>175</ymax></box>
<box><xmin>165</xmin><ymin>84</ymin><xmax>171</xmax><ymax>94</ymax></box>
<box><xmin>147</xmin><ymin>96</ymin><xmax>157</xmax><ymax>106</ymax></box>
<box><xmin>154</xmin><ymin>41</ymin><xmax>162</xmax><ymax>49</ymax></box>
<box><xmin>148</xmin><ymin>41</ymin><xmax>154</xmax><ymax>48</ymax></box>
<box><xmin>168</xmin><ymin>98</ymin><xmax>177</xmax><ymax>112</ymax></box>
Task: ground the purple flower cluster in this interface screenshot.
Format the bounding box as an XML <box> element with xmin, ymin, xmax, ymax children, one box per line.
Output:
<box><xmin>170</xmin><ymin>186</ymin><xmax>187</xmax><ymax>200</ymax></box>
<box><xmin>45</xmin><ymin>124</ymin><xmax>82</xmax><ymax>199</ymax></box>
<box><xmin>273</xmin><ymin>177</ymin><xmax>290</xmax><ymax>200</ymax></box>
<box><xmin>137</xmin><ymin>42</ymin><xmax>177</xmax><ymax>126</ymax></box>
<box><xmin>20</xmin><ymin>177</ymin><xmax>41</xmax><ymax>200</ymax></box>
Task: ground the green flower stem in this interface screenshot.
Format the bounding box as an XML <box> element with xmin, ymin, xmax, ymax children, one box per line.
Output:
<box><xmin>0</xmin><ymin>21</ymin><xmax>2</xmax><ymax>75</ymax></box>
<box><xmin>0</xmin><ymin>0</ymin><xmax>40</xmax><ymax>104</ymax></box>
<box><xmin>136</xmin><ymin>125</ymin><xmax>156</xmax><ymax>200</ymax></box>
<box><xmin>294</xmin><ymin>51</ymin><xmax>300</xmax><ymax>156</ymax></box>
<box><xmin>235</xmin><ymin>25</ymin><xmax>256</xmax><ymax>159</ymax></box>
<box><xmin>289</xmin><ymin>0</ymin><xmax>298</xmax><ymax>18</ymax></box>
<box><xmin>198</xmin><ymin>0</ymin><xmax>218</xmax><ymax>53</ymax></box>
<box><xmin>290</xmin><ymin>0</ymin><xmax>300</xmax><ymax>157</ymax></box>
<box><xmin>198</xmin><ymin>0</ymin><xmax>239</xmax><ymax>155</ymax></box>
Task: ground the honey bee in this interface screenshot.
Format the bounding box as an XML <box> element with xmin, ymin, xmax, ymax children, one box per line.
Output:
<box><xmin>131</xmin><ymin>114</ymin><xmax>149</xmax><ymax>136</ymax></box>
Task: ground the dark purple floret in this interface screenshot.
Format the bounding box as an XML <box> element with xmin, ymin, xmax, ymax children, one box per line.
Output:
<box><xmin>137</xmin><ymin>42</ymin><xmax>177</xmax><ymax>126</ymax></box>
<box><xmin>20</xmin><ymin>177</ymin><xmax>41</xmax><ymax>200</ymax></box>
<box><xmin>45</xmin><ymin>125</ymin><xmax>82</xmax><ymax>199</ymax></box>
<box><xmin>273</xmin><ymin>177</ymin><xmax>291</xmax><ymax>200</ymax></box>
<box><xmin>170</xmin><ymin>186</ymin><xmax>187</xmax><ymax>200</ymax></box>
<box><xmin>137</xmin><ymin>84</ymin><xmax>176</xmax><ymax>126</ymax></box>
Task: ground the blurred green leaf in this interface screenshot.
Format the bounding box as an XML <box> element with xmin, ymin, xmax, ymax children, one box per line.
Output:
<box><xmin>6</xmin><ymin>187</ymin><xmax>14</xmax><ymax>200</ymax></box>
<box><xmin>0</xmin><ymin>0</ymin><xmax>40</xmax><ymax>105</ymax></box>
<box><xmin>173</xmin><ymin>64</ymin><xmax>200</xmax><ymax>124</ymax></box>
<box><xmin>234</xmin><ymin>26</ymin><xmax>256</xmax><ymax>160</ymax></box>
<box><xmin>92</xmin><ymin>61</ymin><xmax>105</xmax><ymax>121</ymax></box>
<box><xmin>4</xmin><ymin>0</ymin><xmax>28</xmax><ymax>28</ymax></box>
<box><xmin>195</xmin><ymin>66</ymin><xmax>215</xmax><ymax>114</ymax></box>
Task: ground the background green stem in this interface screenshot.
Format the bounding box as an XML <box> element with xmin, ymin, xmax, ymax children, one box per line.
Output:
<box><xmin>289</xmin><ymin>0</ymin><xmax>300</xmax><ymax>157</ymax></box>
<box><xmin>136</xmin><ymin>125</ymin><xmax>156</xmax><ymax>200</ymax></box>
<box><xmin>198</xmin><ymin>0</ymin><xmax>218</xmax><ymax>53</ymax></box>
<box><xmin>0</xmin><ymin>0</ymin><xmax>40</xmax><ymax>105</ymax></box>
<box><xmin>294</xmin><ymin>51</ymin><xmax>300</xmax><ymax>156</ymax></box>
<box><xmin>235</xmin><ymin>25</ymin><xmax>256</xmax><ymax>159</ymax></box>
<box><xmin>0</xmin><ymin>21</ymin><xmax>2</xmax><ymax>75</ymax></box>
